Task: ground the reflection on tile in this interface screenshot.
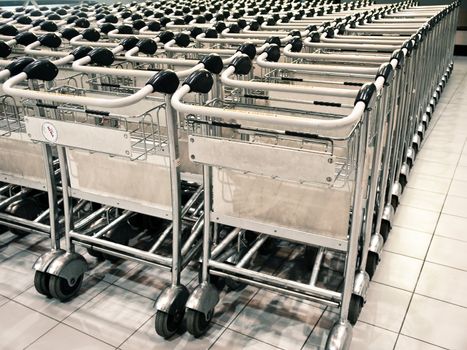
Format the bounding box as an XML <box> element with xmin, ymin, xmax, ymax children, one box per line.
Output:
<box><xmin>349</xmin><ymin>322</ymin><xmax>397</xmax><ymax>350</ymax></box>
<box><xmin>402</xmin><ymin>294</ymin><xmax>467</xmax><ymax>350</ymax></box>
<box><xmin>407</xmin><ymin>172</ymin><xmax>451</xmax><ymax>194</ymax></box>
<box><xmin>211</xmin><ymin>329</ymin><xmax>280</xmax><ymax>350</ymax></box>
<box><xmin>443</xmin><ymin>195</ymin><xmax>467</xmax><ymax>218</ymax></box>
<box><xmin>120</xmin><ymin>316</ymin><xmax>225</xmax><ymax>350</ymax></box>
<box><xmin>399</xmin><ymin>188</ymin><xmax>445</xmax><ymax>212</ymax></box>
<box><xmin>85</xmin><ymin>257</ymin><xmax>138</xmax><ymax>284</ymax></box>
<box><xmin>426</xmin><ymin>236</ymin><xmax>467</xmax><ymax>271</ymax></box>
<box><xmin>214</xmin><ymin>286</ymin><xmax>258</xmax><ymax>327</ymax></box>
<box><xmin>14</xmin><ymin>277</ymin><xmax>110</xmax><ymax>321</ymax></box>
<box><xmin>416</xmin><ymin>262</ymin><xmax>467</xmax><ymax>307</ymax></box>
<box><xmin>393</xmin><ymin>206</ymin><xmax>439</xmax><ymax>234</ymax></box>
<box><xmin>0</xmin><ymin>251</ymin><xmax>38</xmax><ymax>298</ymax></box>
<box><xmin>435</xmin><ymin>214</ymin><xmax>467</xmax><ymax>242</ymax></box>
<box><xmin>64</xmin><ymin>285</ymin><xmax>155</xmax><ymax>347</ymax></box>
<box><xmin>373</xmin><ymin>252</ymin><xmax>423</xmax><ymax>292</ymax></box>
<box><xmin>229</xmin><ymin>290</ymin><xmax>323</xmax><ymax>350</ymax></box>
<box><xmin>302</xmin><ymin>310</ymin><xmax>338</xmax><ymax>350</ymax></box>
<box><xmin>0</xmin><ymin>301</ymin><xmax>57</xmax><ymax>350</ymax></box>
<box><xmin>385</xmin><ymin>226</ymin><xmax>431</xmax><ymax>260</ymax></box>
<box><xmin>359</xmin><ymin>283</ymin><xmax>411</xmax><ymax>332</ymax></box>
<box><xmin>27</xmin><ymin>323</ymin><xmax>114</xmax><ymax>350</ymax></box>
<box><xmin>395</xmin><ymin>335</ymin><xmax>444</xmax><ymax>350</ymax></box>
<box><xmin>114</xmin><ymin>264</ymin><xmax>195</xmax><ymax>301</ymax></box>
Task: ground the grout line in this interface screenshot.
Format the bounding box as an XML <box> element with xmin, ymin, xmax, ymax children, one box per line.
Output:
<box><xmin>412</xmin><ymin>292</ymin><xmax>467</xmax><ymax>310</ymax></box>
<box><xmin>216</xmin><ymin>328</ymin><xmax>286</xmax><ymax>350</ymax></box>
<box><xmin>397</xmin><ymin>333</ymin><xmax>451</xmax><ymax>350</ymax></box>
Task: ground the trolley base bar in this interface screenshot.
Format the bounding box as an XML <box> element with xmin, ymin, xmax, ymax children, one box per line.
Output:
<box><xmin>208</xmin><ymin>259</ymin><xmax>342</xmax><ymax>304</ymax></box>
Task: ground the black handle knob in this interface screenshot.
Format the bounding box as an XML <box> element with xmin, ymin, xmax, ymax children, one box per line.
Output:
<box><xmin>264</xmin><ymin>44</ymin><xmax>280</xmax><ymax>62</ymax></box>
<box><xmin>229</xmin><ymin>55</ymin><xmax>252</xmax><ymax>75</ymax></box>
<box><xmin>88</xmin><ymin>47</ymin><xmax>114</xmax><ymax>66</ymax></box>
<box><xmin>137</xmin><ymin>39</ymin><xmax>157</xmax><ymax>55</ymax></box>
<box><xmin>82</xmin><ymin>28</ymin><xmax>100</xmax><ymax>42</ymax></box>
<box><xmin>146</xmin><ymin>70</ymin><xmax>179</xmax><ymax>94</ymax></box>
<box><xmin>376</xmin><ymin>63</ymin><xmax>394</xmax><ymax>86</ymax></box>
<box><xmin>71</xmin><ymin>46</ymin><xmax>93</xmax><ymax>60</ymax></box>
<box><xmin>15</xmin><ymin>32</ymin><xmax>37</xmax><ymax>46</ymax></box>
<box><xmin>183</xmin><ymin>69</ymin><xmax>213</xmax><ymax>93</ymax></box>
<box><xmin>237</xmin><ymin>43</ymin><xmax>256</xmax><ymax>59</ymax></box>
<box><xmin>199</xmin><ymin>54</ymin><xmax>223</xmax><ymax>74</ymax></box>
<box><xmin>158</xmin><ymin>31</ymin><xmax>174</xmax><ymax>44</ymax></box>
<box><xmin>0</xmin><ymin>41</ymin><xmax>12</xmax><ymax>58</ymax></box>
<box><xmin>23</xmin><ymin>59</ymin><xmax>58</xmax><ymax>81</ymax></box>
<box><xmin>38</xmin><ymin>33</ymin><xmax>62</xmax><ymax>48</ymax></box>
<box><xmin>354</xmin><ymin>83</ymin><xmax>376</xmax><ymax>108</ymax></box>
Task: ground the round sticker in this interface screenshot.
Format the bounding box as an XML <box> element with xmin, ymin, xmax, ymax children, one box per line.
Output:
<box><xmin>41</xmin><ymin>122</ymin><xmax>58</xmax><ymax>143</ymax></box>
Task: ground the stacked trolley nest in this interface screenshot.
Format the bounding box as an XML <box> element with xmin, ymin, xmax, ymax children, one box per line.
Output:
<box><xmin>0</xmin><ymin>0</ymin><xmax>459</xmax><ymax>349</ymax></box>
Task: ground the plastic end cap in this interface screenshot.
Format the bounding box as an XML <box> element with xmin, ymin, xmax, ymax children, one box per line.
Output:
<box><xmin>237</xmin><ymin>43</ymin><xmax>256</xmax><ymax>59</ymax></box>
<box><xmin>82</xmin><ymin>28</ymin><xmax>100</xmax><ymax>42</ymax></box>
<box><xmin>146</xmin><ymin>70</ymin><xmax>179</xmax><ymax>94</ymax></box>
<box><xmin>23</xmin><ymin>59</ymin><xmax>58</xmax><ymax>81</ymax></box>
<box><xmin>183</xmin><ymin>69</ymin><xmax>213</xmax><ymax>94</ymax></box>
<box><xmin>136</xmin><ymin>39</ymin><xmax>157</xmax><ymax>55</ymax></box>
<box><xmin>229</xmin><ymin>55</ymin><xmax>252</xmax><ymax>75</ymax></box>
<box><xmin>71</xmin><ymin>46</ymin><xmax>93</xmax><ymax>60</ymax></box>
<box><xmin>376</xmin><ymin>63</ymin><xmax>394</xmax><ymax>85</ymax></box>
<box><xmin>199</xmin><ymin>54</ymin><xmax>223</xmax><ymax>74</ymax></box>
<box><xmin>354</xmin><ymin>82</ymin><xmax>377</xmax><ymax>108</ymax></box>
<box><xmin>174</xmin><ymin>33</ymin><xmax>190</xmax><ymax>47</ymax></box>
<box><xmin>0</xmin><ymin>41</ymin><xmax>12</xmax><ymax>58</ymax></box>
<box><xmin>38</xmin><ymin>33</ymin><xmax>62</xmax><ymax>48</ymax></box>
<box><xmin>264</xmin><ymin>44</ymin><xmax>280</xmax><ymax>62</ymax></box>
<box><xmin>309</xmin><ymin>31</ymin><xmax>320</xmax><ymax>43</ymax></box>
<box><xmin>6</xmin><ymin>57</ymin><xmax>35</xmax><ymax>76</ymax></box>
<box><xmin>88</xmin><ymin>47</ymin><xmax>114</xmax><ymax>66</ymax></box>
<box><xmin>390</xmin><ymin>49</ymin><xmax>404</xmax><ymax>69</ymax></box>
<box><xmin>61</xmin><ymin>28</ymin><xmax>80</xmax><ymax>41</ymax></box>
<box><xmin>158</xmin><ymin>31</ymin><xmax>174</xmax><ymax>44</ymax></box>
<box><xmin>288</xmin><ymin>37</ymin><xmax>302</xmax><ymax>52</ymax></box>
<box><xmin>15</xmin><ymin>31</ymin><xmax>37</xmax><ymax>46</ymax></box>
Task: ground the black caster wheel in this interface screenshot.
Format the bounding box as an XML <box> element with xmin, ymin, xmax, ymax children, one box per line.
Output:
<box><xmin>412</xmin><ymin>143</ymin><xmax>419</xmax><ymax>156</ymax></box>
<box><xmin>348</xmin><ymin>294</ymin><xmax>364</xmax><ymax>325</ymax></box>
<box><xmin>365</xmin><ymin>251</ymin><xmax>379</xmax><ymax>280</ymax></box>
<box><xmin>380</xmin><ymin>220</ymin><xmax>391</xmax><ymax>242</ymax></box>
<box><xmin>5</xmin><ymin>198</ymin><xmax>42</xmax><ymax>236</ymax></box>
<box><xmin>186</xmin><ymin>308</ymin><xmax>213</xmax><ymax>338</ymax></box>
<box><xmin>407</xmin><ymin>157</ymin><xmax>413</xmax><ymax>169</ymax></box>
<box><xmin>391</xmin><ymin>195</ymin><xmax>399</xmax><ymax>210</ymax></box>
<box><xmin>399</xmin><ymin>174</ymin><xmax>408</xmax><ymax>191</ymax></box>
<box><xmin>101</xmin><ymin>223</ymin><xmax>132</xmax><ymax>263</ymax></box>
<box><xmin>154</xmin><ymin>309</ymin><xmax>184</xmax><ymax>339</ymax></box>
<box><xmin>48</xmin><ymin>274</ymin><xmax>83</xmax><ymax>302</ymax></box>
<box><xmin>34</xmin><ymin>270</ymin><xmax>51</xmax><ymax>297</ymax></box>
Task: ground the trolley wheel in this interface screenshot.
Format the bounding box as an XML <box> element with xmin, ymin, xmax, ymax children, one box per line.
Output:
<box><xmin>399</xmin><ymin>174</ymin><xmax>408</xmax><ymax>191</ymax></box>
<box><xmin>391</xmin><ymin>195</ymin><xmax>399</xmax><ymax>210</ymax></box>
<box><xmin>6</xmin><ymin>198</ymin><xmax>42</xmax><ymax>236</ymax></box>
<box><xmin>412</xmin><ymin>142</ymin><xmax>419</xmax><ymax>156</ymax></box>
<box><xmin>406</xmin><ymin>157</ymin><xmax>413</xmax><ymax>169</ymax></box>
<box><xmin>365</xmin><ymin>251</ymin><xmax>379</xmax><ymax>280</ymax></box>
<box><xmin>48</xmin><ymin>274</ymin><xmax>83</xmax><ymax>302</ymax></box>
<box><xmin>348</xmin><ymin>294</ymin><xmax>364</xmax><ymax>325</ymax></box>
<box><xmin>380</xmin><ymin>220</ymin><xmax>391</xmax><ymax>242</ymax></box>
<box><xmin>186</xmin><ymin>308</ymin><xmax>213</xmax><ymax>338</ymax></box>
<box><xmin>154</xmin><ymin>309</ymin><xmax>184</xmax><ymax>339</ymax></box>
<box><xmin>34</xmin><ymin>270</ymin><xmax>51</xmax><ymax>297</ymax></box>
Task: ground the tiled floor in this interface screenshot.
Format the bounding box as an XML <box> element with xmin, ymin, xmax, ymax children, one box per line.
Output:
<box><xmin>1</xmin><ymin>57</ymin><xmax>467</xmax><ymax>350</ymax></box>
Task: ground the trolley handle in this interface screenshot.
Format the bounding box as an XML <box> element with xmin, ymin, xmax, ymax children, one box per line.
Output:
<box><xmin>2</xmin><ymin>60</ymin><xmax>180</xmax><ymax>108</ymax></box>
<box><xmin>172</xmin><ymin>69</ymin><xmax>374</xmax><ymax>136</ymax></box>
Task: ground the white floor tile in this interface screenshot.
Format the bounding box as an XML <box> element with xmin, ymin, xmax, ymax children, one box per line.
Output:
<box><xmin>0</xmin><ymin>251</ymin><xmax>38</xmax><ymax>298</ymax></box>
<box><xmin>443</xmin><ymin>195</ymin><xmax>467</xmax><ymax>218</ymax></box>
<box><xmin>416</xmin><ymin>262</ymin><xmax>467</xmax><ymax>307</ymax></box>
<box><xmin>0</xmin><ymin>242</ymin><xmax>23</xmax><ymax>262</ymax></box>
<box><xmin>426</xmin><ymin>236</ymin><xmax>467</xmax><ymax>271</ymax></box>
<box><xmin>372</xmin><ymin>251</ymin><xmax>423</xmax><ymax>292</ymax></box>
<box><xmin>349</xmin><ymin>322</ymin><xmax>398</xmax><ymax>350</ymax></box>
<box><xmin>399</xmin><ymin>188</ymin><xmax>445</xmax><ymax>212</ymax></box>
<box><xmin>454</xmin><ymin>166</ymin><xmax>467</xmax><ymax>181</ymax></box>
<box><xmin>458</xmin><ymin>153</ymin><xmax>467</xmax><ymax>166</ymax></box>
<box><xmin>120</xmin><ymin>316</ymin><xmax>225</xmax><ymax>350</ymax></box>
<box><xmin>0</xmin><ymin>293</ymin><xmax>8</xmax><ymax>307</ymax></box>
<box><xmin>406</xmin><ymin>172</ymin><xmax>451</xmax><ymax>194</ymax></box>
<box><xmin>385</xmin><ymin>226</ymin><xmax>431</xmax><ymax>260</ymax></box>
<box><xmin>395</xmin><ymin>335</ymin><xmax>444</xmax><ymax>350</ymax></box>
<box><xmin>0</xmin><ymin>301</ymin><xmax>57</xmax><ymax>350</ymax></box>
<box><xmin>448</xmin><ymin>179</ymin><xmax>467</xmax><ymax>198</ymax></box>
<box><xmin>64</xmin><ymin>285</ymin><xmax>155</xmax><ymax>347</ymax></box>
<box><xmin>435</xmin><ymin>213</ymin><xmax>467</xmax><ymax>242</ymax></box>
<box><xmin>85</xmin><ymin>258</ymin><xmax>138</xmax><ymax>284</ymax></box>
<box><xmin>211</xmin><ymin>329</ymin><xmax>280</xmax><ymax>350</ymax></box>
<box><xmin>229</xmin><ymin>290</ymin><xmax>323</xmax><ymax>350</ymax></box>
<box><xmin>14</xmin><ymin>277</ymin><xmax>111</xmax><ymax>321</ymax></box>
<box><xmin>411</xmin><ymin>159</ymin><xmax>456</xmax><ymax>179</ymax></box>
<box><xmin>393</xmin><ymin>206</ymin><xmax>439</xmax><ymax>234</ymax></box>
<box><xmin>402</xmin><ymin>294</ymin><xmax>467</xmax><ymax>350</ymax></box>
<box><xmin>359</xmin><ymin>283</ymin><xmax>411</xmax><ymax>333</ymax></box>
<box><xmin>27</xmin><ymin>323</ymin><xmax>114</xmax><ymax>350</ymax></box>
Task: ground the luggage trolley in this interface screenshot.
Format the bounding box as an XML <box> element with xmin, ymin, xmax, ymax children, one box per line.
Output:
<box><xmin>1</xmin><ymin>48</ymin><xmax>221</xmax><ymax>337</ymax></box>
<box><xmin>171</xmin><ymin>51</ymin><xmax>395</xmax><ymax>347</ymax></box>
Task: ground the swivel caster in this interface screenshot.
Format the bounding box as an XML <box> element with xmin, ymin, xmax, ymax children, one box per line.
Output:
<box><xmin>186</xmin><ymin>308</ymin><xmax>214</xmax><ymax>338</ymax></box>
<box><xmin>399</xmin><ymin>173</ymin><xmax>408</xmax><ymax>190</ymax></box>
<box><xmin>380</xmin><ymin>219</ymin><xmax>391</xmax><ymax>242</ymax></box>
<box><xmin>348</xmin><ymin>294</ymin><xmax>364</xmax><ymax>325</ymax></box>
<box><xmin>365</xmin><ymin>251</ymin><xmax>379</xmax><ymax>280</ymax></box>
<box><xmin>155</xmin><ymin>285</ymin><xmax>189</xmax><ymax>338</ymax></box>
<box><xmin>391</xmin><ymin>195</ymin><xmax>399</xmax><ymax>210</ymax></box>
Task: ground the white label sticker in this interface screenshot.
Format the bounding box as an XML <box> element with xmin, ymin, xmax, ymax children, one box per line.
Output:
<box><xmin>41</xmin><ymin>122</ymin><xmax>58</xmax><ymax>143</ymax></box>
